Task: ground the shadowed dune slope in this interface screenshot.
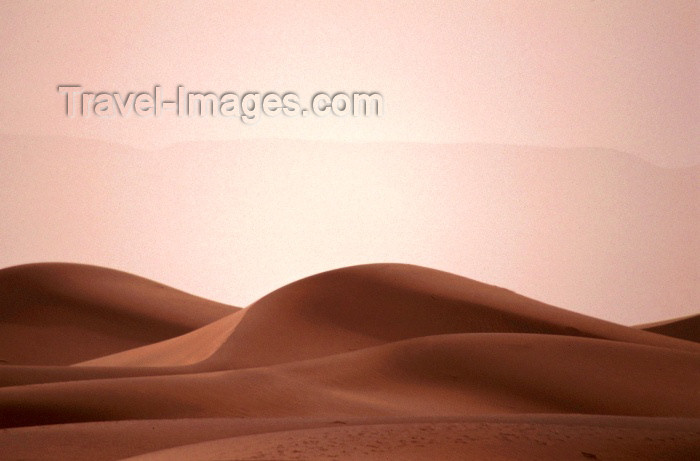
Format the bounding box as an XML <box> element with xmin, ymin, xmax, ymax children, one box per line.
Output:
<box><xmin>637</xmin><ymin>314</ymin><xmax>700</xmax><ymax>343</ymax></box>
<box><xmin>0</xmin><ymin>263</ymin><xmax>238</xmax><ymax>365</ymax></box>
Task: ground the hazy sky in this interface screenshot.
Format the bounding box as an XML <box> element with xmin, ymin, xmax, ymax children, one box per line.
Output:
<box><xmin>1</xmin><ymin>0</ymin><xmax>697</xmax><ymax>165</ymax></box>
<box><xmin>0</xmin><ymin>1</ymin><xmax>697</xmax><ymax>325</ymax></box>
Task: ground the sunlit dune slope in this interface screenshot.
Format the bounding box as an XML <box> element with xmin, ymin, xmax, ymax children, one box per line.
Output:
<box><xmin>78</xmin><ymin>309</ymin><xmax>247</xmax><ymax>367</ymax></box>
<box><xmin>0</xmin><ymin>263</ymin><xmax>238</xmax><ymax>365</ymax></box>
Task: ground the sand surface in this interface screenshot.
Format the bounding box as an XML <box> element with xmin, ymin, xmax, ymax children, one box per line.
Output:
<box><xmin>1</xmin><ymin>263</ymin><xmax>698</xmax><ymax>459</ymax></box>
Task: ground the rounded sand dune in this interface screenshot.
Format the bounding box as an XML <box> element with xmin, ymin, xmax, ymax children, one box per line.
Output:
<box><xmin>0</xmin><ymin>263</ymin><xmax>238</xmax><ymax>365</ymax></box>
<box><xmin>199</xmin><ymin>263</ymin><xmax>698</xmax><ymax>369</ymax></box>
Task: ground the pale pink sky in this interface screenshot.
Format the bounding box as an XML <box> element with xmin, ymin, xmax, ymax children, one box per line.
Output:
<box><xmin>0</xmin><ymin>1</ymin><xmax>697</xmax><ymax>324</ymax></box>
<box><xmin>0</xmin><ymin>0</ymin><xmax>697</xmax><ymax>165</ymax></box>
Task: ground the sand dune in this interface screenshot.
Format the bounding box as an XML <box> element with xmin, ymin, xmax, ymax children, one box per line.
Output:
<box><xmin>192</xmin><ymin>264</ymin><xmax>698</xmax><ymax>371</ymax></box>
<box><xmin>637</xmin><ymin>314</ymin><xmax>700</xmax><ymax>343</ymax></box>
<box><xmin>0</xmin><ymin>263</ymin><xmax>698</xmax><ymax>459</ymax></box>
<box><xmin>0</xmin><ymin>263</ymin><xmax>237</xmax><ymax>366</ymax></box>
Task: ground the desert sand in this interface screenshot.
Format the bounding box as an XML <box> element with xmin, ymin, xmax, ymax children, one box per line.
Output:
<box><xmin>0</xmin><ymin>262</ymin><xmax>698</xmax><ymax>460</ymax></box>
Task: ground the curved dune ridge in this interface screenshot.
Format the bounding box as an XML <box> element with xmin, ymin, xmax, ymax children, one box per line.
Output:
<box><xmin>0</xmin><ymin>263</ymin><xmax>698</xmax><ymax>460</ymax></box>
